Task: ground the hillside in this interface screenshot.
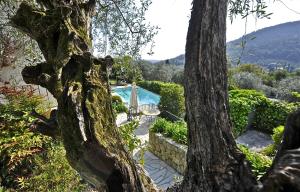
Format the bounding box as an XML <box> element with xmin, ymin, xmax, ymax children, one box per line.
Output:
<box><xmin>151</xmin><ymin>54</ymin><xmax>185</xmax><ymax>66</ymax></box>
<box><xmin>227</xmin><ymin>21</ymin><xmax>300</xmax><ymax>70</ymax></box>
<box><xmin>152</xmin><ymin>21</ymin><xmax>300</xmax><ymax>71</ymax></box>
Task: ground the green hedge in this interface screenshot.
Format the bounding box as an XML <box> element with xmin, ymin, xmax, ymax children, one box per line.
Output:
<box><xmin>159</xmin><ymin>84</ymin><xmax>185</xmax><ymax>117</ymax></box>
<box><xmin>138</xmin><ymin>81</ymin><xmax>185</xmax><ymax>117</ymax></box>
<box><xmin>252</xmin><ymin>100</ymin><xmax>300</xmax><ymax>133</ymax></box>
<box><xmin>112</xmin><ymin>95</ymin><xmax>128</xmax><ymax>114</ymax></box>
<box><xmin>229</xmin><ymin>89</ymin><xmax>300</xmax><ymax>136</ymax></box>
<box><xmin>272</xmin><ymin>125</ymin><xmax>284</xmax><ymax>147</ymax></box>
<box><xmin>151</xmin><ymin>117</ymin><xmax>271</xmax><ymax>179</ymax></box>
<box><xmin>229</xmin><ymin>89</ymin><xmax>266</xmax><ymax>137</ymax></box>
<box><xmin>140</xmin><ymin>82</ymin><xmax>300</xmax><ymax>135</ymax></box>
<box><xmin>262</xmin><ymin>125</ymin><xmax>285</xmax><ymax>156</ymax></box>
<box><xmin>229</xmin><ymin>98</ymin><xmax>253</xmax><ymax>137</ymax></box>
<box><xmin>136</xmin><ymin>81</ymin><xmax>163</xmax><ymax>94</ymax></box>
<box><xmin>151</xmin><ymin>118</ymin><xmax>187</xmax><ymax>145</ymax></box>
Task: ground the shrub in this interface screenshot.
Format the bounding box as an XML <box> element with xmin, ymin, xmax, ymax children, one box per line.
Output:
<box><xmin>229</xmin><ymin>89</ymin><xmax>266</xmax><ymax>137</ymax></box>
<box><xmin>275</xmin><ymin>77</ymin><xmax>300</xmax><ymax>101</ymax></box>
<box><xmin>238</xmin><ymin>145</ymin><xmax>272</xmax><ymax>179</ymax></box>
<box><xmin>119</xmin><ymin>121</ymin><xmax>141</xmax><ymax>153</ymax></box>
<box><xmin>235</xmin><ymin>64</ymin><xmax>265</xmax><ymax>75</ymax></box>
<box><xmin>291</xmin><ymin>91</ymin><xmax>300</xmax><ymax>100</ymax></box>
<box><xmin>138</xmin><ymin>81</ymin><xmax>185</xmax><ymax>117</ymax></box>
<box><xmin>0</xmin><ymin>86</ymin><xmax>86</xmax><ymax>191</ymax></box>
<box><xmin>228</xmin><ymin>89</ymin><xmax>300</xmax><ymax>135</ymax></box>
<box><xmin>112</xmin><ymin>95</ymin><xmax>123</xmax><ymax>103</ymax></box>
<box><xmin>151</xmin><ymin>118</ymin><xmax>187</xmax><ymax>145</ymax></box>
<box><xmin>271</xmin><ymin>69</ymin><xmax>289</xmax><ymax>82</ymax></box>
<box><xmin>159</xmin><ymin>84</ymin><xmax>185</xmax><ymax>117</ymax></box>
<box><xmin>112</xmin><ymin>102</ymin><xmax>128</xmax><ymax>114</ymax></box>
<box><xmin>286</xmin><ymin>91</ymin><xmax>300</xmax><ymax>102</ymax></box>
<box><xmin>150</xmin><ymin>117</ymin><xmax>168</xmax><ymax>133</ymax></box>
<box><xmin>0</xmin><ymin>86</ymin><xmax>52</xmax><ymax>189</ymax></box>
<box><xmin>23</xmin><ymin>143</ymin><xmax>87</xmax><ymax>191</ymax></box>
<box><xmin>137</xmin><ymin>81</ymin><xmax>163</xmax><ymax>94</ymax></box>
<box><xmin>261</xmin><ymin>144</ymin><xmax>275</xmax><ymax>157</ymax></box>
<box><xmin>262</xmin><ymin>125</ymin><xmax>285</xmax><ymax>157</ymax></box>
<box><xmin>272</xmin><ymin>125</ymin><xmax>284</xmax><ymax>147</ymax></box>
<box><xmin>112</xmin><ymin>95</ymin><xmax>128</xmax><ymax>114</ymax></box>
<box><xmin>258</xmin><ymin>84</ymin><xmax>277</xmax><ymax>98</ymax></box>
<box><xmin>229</xmin><ymin>97</ymin><xmax>253</xmax><ymax>137</ymax></box>
<box><xmin>252</xmin><ymin>100</ymin><xmax>300</xmax><ymax>133</ymax></box>
<box><xmin>232</xmin><ymin>72</ymin><xmax>263</xmax><ymax>90</ymax></box>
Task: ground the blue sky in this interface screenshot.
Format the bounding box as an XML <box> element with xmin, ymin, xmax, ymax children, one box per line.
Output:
<box><xmin>141</xmin><ymin>0</ymin><xmax>300</xmax><ymax>60</ymax></box>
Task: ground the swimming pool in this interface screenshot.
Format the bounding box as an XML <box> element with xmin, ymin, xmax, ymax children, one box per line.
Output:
<box><xmin>112</xmin><ymin>86</ymin><xmax>160</xmax><ymax>106</ymax></box>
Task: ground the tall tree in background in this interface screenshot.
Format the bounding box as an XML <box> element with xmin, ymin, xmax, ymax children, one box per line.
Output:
<box><xmin>92</xmin><ymin>0</ymin><xmax>158</xmax><ymax>57</ymax></box>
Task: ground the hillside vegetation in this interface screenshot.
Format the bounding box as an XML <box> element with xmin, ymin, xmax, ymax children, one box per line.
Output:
<box><xmin>153</xmin><ymin>21</ymin><xmax>300</xmax><ymax>71</ymax></box>
<box><xmin>227</xmin><ymin>21</ymin><xmax>300</xmax><ymax>70</ymax></box>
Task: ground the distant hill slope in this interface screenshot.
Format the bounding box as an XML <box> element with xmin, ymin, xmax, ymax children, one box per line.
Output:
<box><xmin>227</xmin><ymin>21</ymin><xmax>300</xmax><ymax>70</ymax></box>
<box><xmin>151</xmin><ymin>21</ymin><xmax>300</xmax><ymax>70</ymax></box>
<box><xmin>152</xmin><ymin>54</ymin><xmax>185</xmax><ymax>66</ymax></box>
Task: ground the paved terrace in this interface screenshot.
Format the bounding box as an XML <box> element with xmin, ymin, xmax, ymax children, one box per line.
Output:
<box><xmin>116</xmin><ymin>114</ymin><xmax>182</xmax><ymax>190</ymax></box>
<box><xmin>116</xmin><ymin>113</ymin><xmax>274</xmax><ymax>190</ymax></box>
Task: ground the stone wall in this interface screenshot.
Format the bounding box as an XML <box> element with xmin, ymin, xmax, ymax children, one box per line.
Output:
<box><xmin>0</xmin><ymin>65</ymin><xmax>57</xmax><ymax>105</ymax></box>
<box><xmin>149</xmin><ymin>132</ymin><xmax>187</xmax><ymax>174</ymax></box>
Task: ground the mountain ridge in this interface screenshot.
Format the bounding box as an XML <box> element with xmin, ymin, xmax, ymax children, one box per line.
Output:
<box><xmin>150</xmin><ymin>21</ymin><xmax>300</xmax><ymax>71</ymax></box>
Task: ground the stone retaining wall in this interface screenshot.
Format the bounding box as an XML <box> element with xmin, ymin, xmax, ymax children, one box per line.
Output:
<box><xmin>149</xmin><ymin>132</ymin><xmax>187</xmax><ymax>174</ymax></box>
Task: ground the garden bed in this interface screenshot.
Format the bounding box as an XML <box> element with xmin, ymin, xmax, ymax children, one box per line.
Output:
<box><xmin>149</xmin><ymin>117</ymin><xmax>275</xmax><ymax>178</ymax></box>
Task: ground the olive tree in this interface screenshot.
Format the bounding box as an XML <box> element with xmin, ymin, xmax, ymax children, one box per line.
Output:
<box><xmin>10</xmin><ymin>0</ymin><xmax>300</xmax><ymax>191</ymax></box>
<box><xmin>10</xmin><ymin>0</ymin><xmax>156</xmax><ymax>190</ymax></box>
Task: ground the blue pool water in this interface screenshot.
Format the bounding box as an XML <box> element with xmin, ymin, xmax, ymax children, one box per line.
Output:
<box><xmin>113</xmin><ymin>86</ymin><xmax>160</xmax><ymax>106</ymax></box>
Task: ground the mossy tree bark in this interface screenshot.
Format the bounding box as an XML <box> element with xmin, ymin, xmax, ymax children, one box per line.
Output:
<box><xmin>11</xmin><ymin>1</ymin><xmax>146</xmax><ymax>191</ymax></box>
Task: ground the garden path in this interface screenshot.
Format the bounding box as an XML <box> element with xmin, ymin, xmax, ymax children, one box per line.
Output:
<box><xmin>116</xmin><ymin>114</ymin><xmax>274</xmax><ymax>189</ymax></box>
<box><xmin>116</xmin><ymin>113</ymin><xmax>183</xmax><ymax>190</ymax></box>
<box><xmin>236</xmin><ymin>130</ymin><xmax>273</xmax><ymax>152</ymax></box>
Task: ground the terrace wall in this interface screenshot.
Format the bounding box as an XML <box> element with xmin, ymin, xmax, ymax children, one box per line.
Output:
<box><xmin>149</xmin><ymin>132</ymin><xmax>187</xmax><ymax>174</ymax></box>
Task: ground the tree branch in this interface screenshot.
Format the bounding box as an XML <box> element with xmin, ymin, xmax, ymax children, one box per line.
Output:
<box><xmin>21</xmin><ymin>63</ymin><xmax>61</xmax><ymax>97</ymax></box>
<box><xmin>111</xmin><ymin>0</ymin><xmax>140</xmax><ymax>34</ymax></box>
<box><xmin>10</xmin><ymin>3</ymin><xmax>46</xmax><ymax>39</ymax></box>
<box><xmin>30</xmin><ymin>109</ymin><xmax>60</xmax><ymax>138</ymax></box>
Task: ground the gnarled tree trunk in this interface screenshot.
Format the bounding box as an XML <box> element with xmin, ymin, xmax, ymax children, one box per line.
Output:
<box><xmin>11</xmin><ymin>1</ymin><xmax>146</xmax><ymax>191</ymax></box>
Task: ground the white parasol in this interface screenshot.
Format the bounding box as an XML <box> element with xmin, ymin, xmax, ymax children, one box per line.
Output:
<box><xmin>129</xmin><ymin>82</ymin><xmax>138</xmax><ymax>114</ymax></box>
